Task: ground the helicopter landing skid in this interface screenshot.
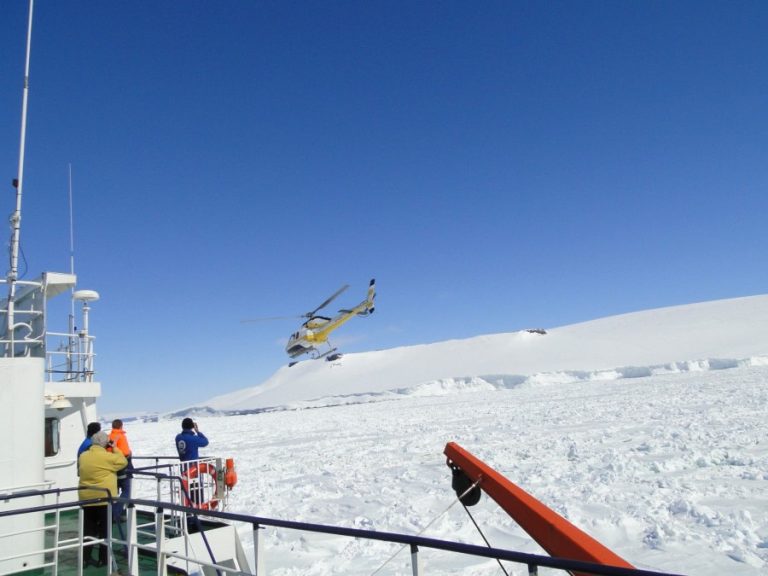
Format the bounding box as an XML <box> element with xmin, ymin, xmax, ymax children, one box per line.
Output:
<box><xmin>314</xmin><ymin>347</ymin><xmax>341</xmax><ymax>362</ymax></box>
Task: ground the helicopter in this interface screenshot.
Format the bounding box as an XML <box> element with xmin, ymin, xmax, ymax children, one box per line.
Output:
<box><xmin>244</xmin><ymin>279</ymin><xmax>376</xmax><ymax>365</ymax></box>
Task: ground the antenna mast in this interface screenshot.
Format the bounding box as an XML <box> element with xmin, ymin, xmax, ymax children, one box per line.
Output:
<box><xmin>67</xmin><ymin>164</ymin><xmax>77</xmax><ymax>377</ymax></box>
<box><xmin>5</xmin><ymin>0</ymin><xmax>35</xmax><ymax>357</ymax></box>
<box><xmin>68</xmin><ymin>164</ymin><xmax>75</xmax><ymax>278</ymax></box>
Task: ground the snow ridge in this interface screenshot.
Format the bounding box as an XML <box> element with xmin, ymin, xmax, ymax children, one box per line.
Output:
<box><xmin>198</xmin><ymin>295</ymin><xmax>768</xmax><ymax>414</ymax></box>
<box><xmin>203</xmin><ymin>354</ymin><xmax>768</xmax><ymax>416</ymax></box>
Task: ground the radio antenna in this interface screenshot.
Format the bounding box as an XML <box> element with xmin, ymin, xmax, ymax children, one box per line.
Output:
<box><xmin>68</xmin><ymin>164</ymin><xmax>75</xmax><ymax>277</ymax></box>
<box><xmin>67</xmin><ymin>163</ymin><xmax>77</xmax><ymax>378</ymax></box>
<box><xmin>5</xmin><ymin>0</ymin><xmax>35</xmax><ymax>357</ymax></box>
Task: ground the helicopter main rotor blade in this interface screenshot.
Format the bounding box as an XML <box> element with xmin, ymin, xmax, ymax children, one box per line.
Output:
<box><xmin>306</xmin><ymin>284</ymin><xmax>349</xmax><ymax>317</ymax></box>
<box><xmin>240</xmin><ymin>315</ymin><xmax>304</xmax><ymax>323</ymax></box>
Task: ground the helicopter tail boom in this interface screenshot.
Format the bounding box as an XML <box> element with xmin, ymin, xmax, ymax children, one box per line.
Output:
<box><xmin>313</xmin><ymin>279</ymin><xmax>375</xmax><ymax>340</ymax></box>
<box><xmin>339</xmin><ymin>278</ymin><xmax>375</xmax><ymax>316</ymax></box>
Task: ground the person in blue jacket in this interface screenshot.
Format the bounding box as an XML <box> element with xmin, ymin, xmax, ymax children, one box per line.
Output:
<box><xmin>77</xmin><ymin>422</ymin><xmax>102</xmax><ymax>476</ymax></box>
<box><xmin>77</xmin><ymin>422</ymin><xmax>102</xmax><ymax>459</ymax></box>
<box><xmin>175</xmin><ymin>418</ymin><xmax>209</xmax><ymax>462</ymax></box>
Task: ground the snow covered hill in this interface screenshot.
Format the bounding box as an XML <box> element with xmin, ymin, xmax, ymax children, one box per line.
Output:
<box><xmin>202</xmin><ymin>294</ymin><xmax>768</xmax><ymax>412</ymax></box>
<box><xmin>125</xmin><ymin>294</ymin><xmax>768</xmax><ymax>574</ymax></box>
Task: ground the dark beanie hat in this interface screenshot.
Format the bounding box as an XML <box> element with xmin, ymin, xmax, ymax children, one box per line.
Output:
<box><xmin>86</xmin><ymin>422</ymin><xmax>101</xmax><ymax>437</ymax></box>
<box><xmin>182</xmin><ymin>417</ymin><xmax>195</xmax><ymax>430</ymax></box>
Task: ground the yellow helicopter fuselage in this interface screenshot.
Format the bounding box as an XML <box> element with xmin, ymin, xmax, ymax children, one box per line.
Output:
<box><xmin>285</xmin><ymin>280</ymin><xmax>375</xmax><ymax>359</ymax></box>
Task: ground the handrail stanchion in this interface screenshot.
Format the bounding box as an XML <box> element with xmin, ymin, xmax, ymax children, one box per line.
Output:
<box><xmin>155</xmin><ymin>507</ymin><xmax>166</xmax><ymax>576</ymax></box>
<box><xmin>52</xmin><ymin>492</ymin><xmax>61</xmax><ymax>576</ymax></box>
<box><xmin>182</xmin><ymin>506</ymin><xmax>192</xmax><ymax>576</ymax></box>
<box><xmin>410</xmin><ymin>544</ymin><xmax>419</xmax><ymax>576</ymax></box>
<box><xmin>156</xmin><ymin>462</ymin><xmax>162</xmax><ymax>505</ymax></box>
<box><xmin>77</xmin><ymin>506</ymin><xmax>85</xmax><ymax>576</ymax></box>
<box><xmin>253</xmin><ymin>523</ymin><xmax>264</xmax><ymax>575</ymax></box>
<box><xmin>528</xmin><ymin>563</ymin><xmax>538</xmax><ymax>575</ymax></box>
<box><xmin>106</xmin><ymin>501</ymin><xmax>113</xmax><ymax>572</ymax></box>
<box><xmin>127</xmin><ymin>504</ymin><xmax>139</xmax><ymax>576</ymax></box>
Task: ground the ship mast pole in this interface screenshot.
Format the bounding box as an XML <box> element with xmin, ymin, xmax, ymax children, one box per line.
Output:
<box><xmin>68</xmin><ymin>163</ymin><xmax>76</xmax><ymax>377</ymax></box>
<box><xmin>6</xmin><ymin>0</ymin><xmax>35</xmax><ymax>357</ymax></box>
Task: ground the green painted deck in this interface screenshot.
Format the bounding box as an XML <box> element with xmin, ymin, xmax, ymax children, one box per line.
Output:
<box><xmin>36</xmin><ymin>509</ymin><xmax>177</xmax><ymax>576</ymax></box>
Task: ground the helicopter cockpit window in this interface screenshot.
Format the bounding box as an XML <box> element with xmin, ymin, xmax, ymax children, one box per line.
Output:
<box><xmin>45</xmin><ymin>417</ymin><xmax>61</xmax><ymax>457</ymax></box>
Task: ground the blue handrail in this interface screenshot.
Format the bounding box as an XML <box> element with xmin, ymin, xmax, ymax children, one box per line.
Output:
<box><xmin>0</xmin><ymin>488</ymin><xmax>686</xmax><ymax>576</ymax></box>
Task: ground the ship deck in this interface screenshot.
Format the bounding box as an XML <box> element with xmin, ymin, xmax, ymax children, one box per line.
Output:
<box><xmin>18</xmin><ymin>509</ymin><xmax>185</xmax><ymax>576</ymax></box>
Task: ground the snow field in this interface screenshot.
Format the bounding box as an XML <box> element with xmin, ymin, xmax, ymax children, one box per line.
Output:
<box><xmin>128</xmin><ymin>364</ymin><xmax>768</xmax><ymax>575</ymax></box>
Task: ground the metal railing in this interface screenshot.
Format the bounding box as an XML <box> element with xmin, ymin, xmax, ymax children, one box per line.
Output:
<box><xmin>0</xmin><ymin>486</ymin><xmax>687</xmax><ymax>576</ymax></box>
<box><xmin>0</xmin><ymin>487</ymin><xmax>116</xmax><ymax>576</ymax></box>
<box><xmin>1</xmin><ymin>277</ymin><xmax>95</xmax><ymax>381</ymax></box>
<box><xmin>132</xmin><ymin>455</ymin><xmax>229</xmax><ymax>512</ymax></box>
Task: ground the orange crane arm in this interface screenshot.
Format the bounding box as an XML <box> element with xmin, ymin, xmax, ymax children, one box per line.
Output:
<box><xmin>444</xmin><ymin>441</ymin><xmax>635</xmax><ymax>574</ymax></box>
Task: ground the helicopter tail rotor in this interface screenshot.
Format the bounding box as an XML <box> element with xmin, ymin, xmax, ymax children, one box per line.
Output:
<box><xmin>339</xmin><ymin>278</ymin><xmax>376</xmax><ymax>316</ymax></box>
<box><xmin>362</xmin><ymin>278</ymin><xmax>376</xmax><ymax>315</ymax></box>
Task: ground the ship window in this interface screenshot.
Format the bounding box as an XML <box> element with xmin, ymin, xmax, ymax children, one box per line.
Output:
<box><xmin>45</xmin><ymin>417</ymin><xmax>61</xmax><ymax>457</ymax></box>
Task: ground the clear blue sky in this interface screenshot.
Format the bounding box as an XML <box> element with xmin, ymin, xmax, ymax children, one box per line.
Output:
<box><xmin>2</xmin><ymin>1</ymin><xmax>766</xmax><ymax>413</ymax></box>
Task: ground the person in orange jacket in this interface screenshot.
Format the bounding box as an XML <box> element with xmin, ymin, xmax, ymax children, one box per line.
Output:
<box><xmin>108</xmin><ymin>419</ymin><xmax>133</xmax><ymax>521</ymax></box>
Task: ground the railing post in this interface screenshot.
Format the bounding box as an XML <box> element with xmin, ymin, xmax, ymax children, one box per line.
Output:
<box><xmin>410</xmin><ymin>544</ymin><xmax>419</xmax><ymax>576</ymax></box>
<box><xmin>528</xmin><ymin>563</ymin><xmax>538</xmax><ymax>575</ymax></box>
<box><xmin>52</xmin><ymin>504</ymin><xmax>61</xmax><ymax>576</ymax></box>
<box><xmin>253</xmin><ymin>523</ymin><xmax>265</xmax><ymax>575</ymax></box>
<box><xmin>127</xmin><ymin>505</ymin><xmax>139</xmax><ymax>576</ymax></box>
<box><xmin>106</xmin><ymin>503</ymin><xmax>113</xmax><ymax>572</ymax></box>
<box><xmin>77</xmin><ymin>507</ymin><xmax>84</xmax><ymax>576</ymax></box>
<box><xmin>156</xmin><ymin>463</ymin><xmax>162</xmax><ymax>504</ymax></box>
<box><xmin>156</xmin><ymin>507</ymin><xmax>166</xmax><ymax>576</ymax></box>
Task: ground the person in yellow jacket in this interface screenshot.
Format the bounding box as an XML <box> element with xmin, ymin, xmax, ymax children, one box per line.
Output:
<box><xmin>108</xmin><ymin>419</ymin><xmax>133</xmax><ymax>520</ymax></box>
<box><xmin>78</xmin><ymin>431</ymin><xmax>127</xmax><ymax>568</ymax></box>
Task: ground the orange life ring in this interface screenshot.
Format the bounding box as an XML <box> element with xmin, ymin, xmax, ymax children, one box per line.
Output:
<box><xmin>181</xmin><ymin>462</ymin><xmax>219</xmax><ymax>510</ymax></box>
